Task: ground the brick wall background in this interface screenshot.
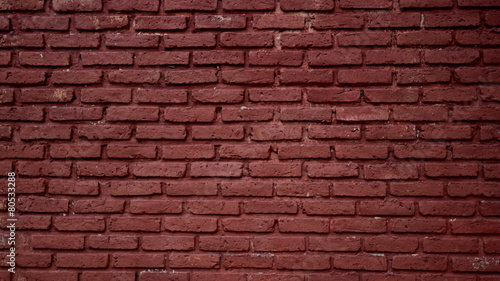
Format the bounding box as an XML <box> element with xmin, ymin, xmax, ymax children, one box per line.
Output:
<box><xmin>0</xmin><ymin>0</ymin><xmax>499</xmax><ymax>280</ymax></box>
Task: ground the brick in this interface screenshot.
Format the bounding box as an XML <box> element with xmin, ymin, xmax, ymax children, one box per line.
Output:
<box><xmin>307</xmin><ymin>163</ymin><xmax>359</xmax><ymax>178</ymax></box>
<box><xmin>20</xmin><ymin>125</ymin><xmax>71</xmax><ymax>140</ymax></box>
<box><xmin>16</xmin><ymin>253</ymin><xmax>52</xmax><ymax>268</ymax></box>
<box><xmin>392</xmin><ymin>219</ymin><xmax>447</xmax><ymax>233</ymax></box>
<box><xmin>169</xmin><ymin>253</ymin><xmax>219</xmax><ymax>269</ymax></box>
<box><xmin>195</xmin><ymin>15</ymin><xmax>246</xmax><ymax>29</ymax></box>
<box><xmin>453</xmin><ymin>144</ymin><xmax>500</xmax><ymax>159</ymax></box>
<box><xmin>223</xmin><ymin>218</ymin><xmax>274</xmax><ymax>232</ymax></box>
<box><xmin>249</xmin><ymin>162</ymin><xmax>302</xmax><ymax>177</ymax></box>
<box><xmin>136</xmin><ymin>89</ymin><xmax>187</xmax><ymax>104</ymax></box>
<box><xmin>164</xmin><ymin>34</ymin><xmax>216</xmax><ymax>48</ymax></box>
<box><xmin>250</xmin><ymin>50</ymin><xmax>303</xmax><ymax>66</ymax></box>
<box><xmin>190</xmin><ymin>162</ymin><xmax>243</xmax><ymax>177</ymax></box>
<box><xmin>425</xmin><ymin>49</ymin><xmax>480</xmax><ymax>64</ymax></box>
<box><xmin>77</xmin><ymin>162</ymin><xmax>128</xmax><ymax>177</ymax></box>
<box><xmin>163</xmin><ymin>145</ymin><xmax>214</xmax><ymax>159</ymax></box>
<box><xmin>423</xmin><ymin>87</ymin><xmax>477</xmax><ymax>103</ymax></box>
<box><xmin>333</xmin><ymin>181</ymin><xmax>386</xmax><ymax>197</ymax></box>
<box><xmin>0</xmin><ymin>125</ymin><xmax>11</xmax><ymax>140</ymax></box>
<box><xmin>19</xmin><ymin>88</ymin><xmax>73</xmax><ymax>103</ymax></box>
<box><xmin>108</xmin><ymin>70</ymin><xmax>160</xmax><ymax>84</ymax></box>
<box><xmin>164</xmin><ymin>107</ymin><xmax>215</xmax><ymax>122</ymax></box>
<box><xmin>394</xmin><ymin>143</ymin><xmax>447</xmax><ymax>159</ymax></box>
<box><xmin>447</xmin><ymin>182</ymin><xmax>500</xmax><ymax>197</ymax></box>
<box><xmin>32</xmin><ymin>235</ymin><xmax>84</xmax><ymax>250</ymax></box>
<box><xmin>254</xmin><ymin>15</ymin><xmax>304</xmax><ymax>29</ymax></box>
<box><xmin>166</xmin><ymin>182</ymin><xmax>218</xmax><ymax>196</ymax></box>
<box><xmin>419</xmin><ymin>201</ymin><xmax>476</xmax><ymax>216</ymax></box>
<box><xmin>484</xmin><ymin>238</ymin><xmax>500</xmax><ymax>253</ymax></box>
<box><xmin>400</xmin><ymin>0</ymin><xmax>452</xmax><ymax>8</ymax></box>
<box><xmin>54</xmin><ymin>216</ymin><xmax>105</xmax><ymax>231</ymax></box>
<box><xmin>390</xmin><ymin>182</ymin><xmax>444</xmax><ymax>197</ymax></box>
<box><xmin>338</xmin><ymin>69</ymin><xmax>392</xmax><ymax>85</ymax></box>
<box><xmin>73</xmin><ymin>199</ymin><xmax>125</xmax><ymax>213</ymax></box>
<box><xmin>3</xmin><ymin>178</ymin><xmax>44</xmax><ymax>194</ymax></box>
<box><xmin>419</xmin><ymin>125</ymin><xmax>472</xmax><ymax>140</ymax></box>
<box><xmin>88</xmin><ymin>235</ymin><xmax>138</xmax><ymax>250</ymax></box>
<box><xmin>365</xmin><ymin>164</ymin><xmax>418</xmax><ymax>180</ymax></box>
<box><xmin>456</xmin><ymin>67</ymin><xmax>500</xmax><ymax>83</ymax></box>
<box><xmin>245</xmin><ymin>200</ymin><xmax>297</xmax><ymax>214</ymax></box>
<box><xmin>108</xmin><ymin>0</ymin><xmax>159</xmax><ymax>11</ymax></box>
<box><xmin>481</xmin><ymin>86</ymin><xmax>500</xmax><ymax>101</ymax></box>
<box><xmin>109</xmin><ymin>217</ymin><xmax>161</xmax><ymax>232</ymax></box>
<box><xmin>221</xmin><ymin>181</ymin><xmax>273</xmax><ymax>197</ymax></box>
<box><xmin>277</xmin><ymin>255</ymin><xmax>330</xmax><ymax>270</ymax></box>
<box><xmin>308</xmin><ymin>125</ymin><xmax>360</xmax><ymax>139</ymax></box>
<box><xmin>334</xmin><ymin>255</ymin><xmax>387</xmax><ymax>271</ymax></box>
<box><xmin>136</xmin><ymin>52</ymin><xmax>189</xmax><ymax>66</ymax></box>
<box><xmin>220</xmin><ymin>144</ymin><xmax>271</xmax><ymax>159</ymax></box>
<box><xmin>282</xmin><ymin>69</ymin><xmax>335</xmax><ymax>84</ymax></box>
<box><xmin>254</xmin><ymin>237</ymin><xmax>305</xmax><ymax>252</ymax></box>
<box><xmin>50</xmin><ymin>107</ymin><xmax>101</xmax><ymax>121</ymax></box>
<box><xmin>18</xmin><ymin>272</ymin><xmax>78</xmax><ymax>281</ymax></box>
<box><xmin>453</xmin><ymin>106</ymin><xmax>500</xmax><ymax>121</ymax></box>
<box><xmin>0</xmin><ymin>70</ymin><xmax>46</xmax><ymax>85</ymax></box>
<box><xmin>368</xmin><ymin>13</ymin><xmax>420</xmax><ymax>28</ymax></box>
<box><xmin>106</xmin><ymin>107</ymin><xmax>159</xmax><ymax>121</ymax></box>
<box><xmin>458</xmin><ymin>30</ymin><xmax>500</xmax><ymax>46</ymax></box>
<box><xmin>393</xmin><ymin>106</ymin><xmax>448</xmax><ymax>121</ymax></box>
<box><xmin>81</xmin><ymin>272</ymin><xmax>136</xmax><ymax>281</ymax></box>
<box><xmin>164</xmin><ymin>217</ymin><xmax>218</xmax><ymax>232</ymax></box>
<box><xmin>48</xmin><ymin>34</ymin><xmax>100</xmax><ymax>48</ymax></box>
<box><xmin>142</xmin><ymin>236</ymin><xmax>194</xmax><ymax>251</ymax></box>
<box><xmin>485</xmin><ymin>11</ymin><xmax>500</xmax><ymax>26</ymax></box>
<box><xmin>278</xmin><ymin>145</ymin><xmax>331</xmax><ymax>159</ymax></box>
<box><xmin>424</xmin><ymin>163</ymin><xmax>478</xmax><ymax>177</ymax></box>
<box><xmin>248</xmin><ymin>88</ymin><xmax>301</xmax><ymax>102</ymax></box>
<box><xmin>481</xmin><ymin>125</ymin><xmax>500</xmax><ymax>140</ymax></box>
<box><xmin>200</xmin><ymin>236</ymin><xmax>249</xmax><ymax>251</ymax></box>
<box><xmin>0</xmin><ymin>34</ymin><xmax>43</xmax><ymax>47</ymax></box>
<box><xmin>303</xmin><ymin>200</ymin><xmax>354</xmax><ymax>215</ymax></box>
<box><xmin>250</xmin><ymin>125</ymin><xmax>302</xmax><ymax>140</ymax></box>
<box><xmin>281</xmin><ymin>32</ymin><xmax>333</xmax><ymax>48</ymax></box>
<box><xmin>192</xmin><ymin>273</ymin><xmax>247</xmax><ymax>281</ymax></box>
<box><xmin>425</xmin><ymin>12</ymin><xmax>480</xmax><ymax>27</ymax></box>
<box><xmin>224</xmin><ymin>254</ymin><xmax>273</xmax><ymax>269</ymax></box>
<box><xmin>222</xmin><ymin>107</ymin><xmax>274</xmax><ymax>121</ymax></box>
<box><xmin>192</xmin><ymin>125</ymin><xmax>244</xmax><ymax>140</ymax></box>
<box><xmin>392</xmin><ymin>255</ymin><xmax>447</xmax><ymax>271</ymax></box>
<box><xmin>81</xmin><ymin>52</ymin><xmax>133</xmax><ymax>66</ymax></box>
<box><xmin>309</xmin><ymin>237</ymin><xmax>360</xmax><ymax>252</ymax></box>
<box><xmin>220</xmin><ymin>32</ymin><xmax>273</xmax><ymax>47</ymax></box>
<box><xmin>340</xmin><ymin>0</ymin><xmax>391</xmax><ymax>9</ymax></box>
<box><xmin>186</xmin><ymin>200</ymin><xmax>240</xmax><ymax>215</ymax></box>
<box><xmin>53</xmin><ymin>0</ymin><xmax>102</xmax><ymax>11</ymax></box>
<box><xmin>131</xmin><ymin>162</ymin><xmax>186</xmax><ymax>178</ymax></box>
<box><xmin>338</xmin><ymin>32</ymin><xmax>391</xmax><ymax>46</ymax></box>
<box><xmin>0</xmin><ymin>89</ymin><xmax>13</xmax><ymax>103</ymax></box>
<box><xmin>335</xmin><ymin>145</ymin><xmax>388</xmax><ymax>159</ymax></box>
<box><xmin>110</xmin><ymin>181</ymin><xmax>161</xmax><ymax>196</ymax></box>
<box><xmin>458</xmin><ymin>0</ymin><xmax>500</xmax><ymax>7</ymax></box>
<box><xmin>359</xmin><ymin>199</ymin><xmax>415</xmax><ymax>216</ymax></box>
<box><xmin>166</xmin><ymin>69</ymin><xmax>217</xmax><ymax>84</ymax></box>
<box><xmin>48</xmin><ymin>180</ymin><xmax>99</xmax><ymax>195</ymax></box>
<box><xmin>484</xmin><ymin>164</ymin><xmax>500</xmax><ymax>179</ymax></box>
<box><xmin>18</xmin><ymin>196</ymin><xmax>68</xmax><ymax>212</ymax></box>
<box><xmin>336</xmin><ymin>107</ymin><xmax>390</xmax><ymax>121</ymax></box>
<box><xmin>130</xmin><ymin>200</ymin><xmax>182</xmax><ymax>214</ymax></box>
<box><xmin>281</xmin><ymin>108</ymin><xmax>332</xmax><ymax>122</ymax></box>
<box><xmin>451</xmin><ymin>220</ymin><xmax>500</xmax><ymax>234</ymax></box>
<box><xmin>136</xmin><ymin>126</ymin><xmax>186</xmax><ymax>140</ymax></box>
<box><xmin>135</xmin><ymin>16</ymin><xmax>187</xmax><ymax>30</ymax></box>
<box><xmin>50</xmin><ymin>144</ymin><xmax>101</xmax><ymax>159</ymax></box>
<box><xmin>398</xmin><ymin>68</ymin><xmax>451</xmax><ymax>84</ymax></box>
<box><xmin>308</xmin><ymin>50</ymin><xmax>362</xmax><ymax>66</ymax></box>
<box><xmin>106</xmin><ymin>34</ymin><xmax>159</xmax><ymax>48</ymax></box>
<box><xmin>113</xmin><ymin>254</ymin><xmax>164</xmax><ymax>268</ymax></box>
<box><xmin>222</xmin><ymin>69</ymin><xmax>274</xmax><ymax>84</ymax></box>
<box><xmin>452</xmin><ymin>257</ymin><xmax>500</xmax><ymax>272</ymax></box>
<box><xmin>279</xmin><ymin>218</ymin><xmax>329</xmax><ymax>233</ymax></box>
<box><xmin>223</xmin><ymin>0</ymin><xmax>274</xmax><ymax>10</ymax></box>
<box><xmin>423</xmin><ymin>238</ymin><xmax>479</xmax><ymax>253</ymax></box>
<box><xmin>18</xmin><ymin>161</ymin><xmax>71</xmax><ymax>177</ymax></box>
<box><xmin>397</xmin><ymin>31</ymin><xmax>452</xmax><ymax>46</ymax></box>
<box><xmin>75</xmin><ymin>15</ymin><xmax>128</xmax><ymax>30</ymax></box>
<box><xmin>107</xmin><ymin>144</ymin><xmax>157</xmax><ymax>159</ymax></box>
<box><xmin>19</xmin><ymin>52</ymin><xmax>70</xmax><ymax>66</ymax></box>
<box><xmin>366</xmin><ymin>49</ymin><xmax>420</xmax><ymax>65</ymax></box>
<box><xmin>311</xmin><ymin>15</ymin><xmax>363</xmax><ymax>29</ymax></box>
<box><xmin>0</xmin><ymin>144</ymin><xmax>44</xmax><ymax>159</ymax></box>
<box><xmin>0</xmin><ymin>0</ymin><xmax>44</xmax><ymax>10</ymax></box>
<box><xmin>194</xmin><ymin>51</ymin><xmax>244</xmax><ymax>65</ymax></box>
<box><xmin>52</xmin><ymin>70</ymin><xmax>102</xmax><ymax>84</ymax></box>
<box><xmin>77</xmin><ymin>125</ymin><xmax>131</xmax><ymax>140</ymax></box>
<box><xmin>165</xmin><ymin>0</ymin><xmax>217</xmax><ymax>10</ymax></box>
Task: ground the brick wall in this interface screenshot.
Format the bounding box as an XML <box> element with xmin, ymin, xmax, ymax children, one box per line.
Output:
<box><xmin>0</xmin><ymin>0</ymin><xmax>499</xmax><ymax>280</ymax></box>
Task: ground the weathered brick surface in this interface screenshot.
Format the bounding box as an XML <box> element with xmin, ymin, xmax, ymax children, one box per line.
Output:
<box><xmin>1</xmin><ymin>0</ymin><xmax>499</xmax><ymax>279</ymax></box>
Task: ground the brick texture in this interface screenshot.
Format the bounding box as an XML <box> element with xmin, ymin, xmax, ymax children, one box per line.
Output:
<box><xmin>1</xmin><ymin>0</ymin><xmax>499</xmax><ymax>279</ymax></box>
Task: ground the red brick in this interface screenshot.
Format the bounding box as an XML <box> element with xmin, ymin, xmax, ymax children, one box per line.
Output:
<box><xmin>195</xmin><ymin>15</ymin><xmax>246</xmax><ymax>29</ymax></box>
<box><xmin>186</xmin><ymin>200</ymin><xmax>240</xmax><ymax>215</ymax></box>
<box><xmin>169</xmin><ymin>253</ymin><xmax>219</xmax><ymax>269</ymax></box>
<box><xmin>54</xmin><ymin>216</ymin><xmax>105</xmax><ymax>231</ymax></box>
<box><xmin>142</xmin><ymin>236</ymin><xmax>194</xmax><ymax>251</ymax></box>
<box><xmin>222</xmin><ymin>69</ymin><xmax>274</xmax><ymax>84</ymax></box>
<box><xmin>109</xmin><ymin>217</ymin><xmax>161</xmax><ymax>232</ymax></box>
<box><xmin>0</xmin><ymin>144</ymin><xmax>44</xmax><ymax>159</ymax></box>
<box><xmin>392</xmin><ymin>219</ymin><xmax>447</xmax><ymax>233</ymax></box>
<box><xmin>131</xmin><ymin>162</ymin><xmax>186</xmax><ymax>178</ymax></box>
<box><xmin>192</xmin><ymin>125</ymin><xmax>244</xmax><ymax>140</ymax></box>
<box><xmin>163</xmin><ymin>144</ymin><xmax>214</xmax><ymax>159</ymax></box>
<box><xmin>32</xmin><ymin>235</ymin><xmax>84</xmax><ymax>250</ymax></box>
<box><xmin>390</xmin><ymin>182</ymin><xmax>444</xmax><ymax>197</ymax></box>
<box><xmin>456</xmin><ymin>30</ymin><xmax>500</xmax><ymax>46</ymax></box>
<box><xmin>164</xmin><ymin>34</ymin><xmax>216</xmax><ymax>48</ymax></box>
<box><xmin>106</xmin><ymin>34</ymin><xmax>159</xmax><ymax>48</ymax></box>
<box><xmin>18</xmin><ymin>161</ymin><xmax>71</xmax><ymax>177</ymax></box>
<box><xmin>308</xmin><ymin>50</ymin><xmax>362</xmax><ymax>66</ymax></box>
<box><xmin>81</xmin><ymin>272</ymin><xmax>136</xmax><ymax>281</ymax></box>
<box><xmin>400</xmin><ymin>0</ymin><xmax>452</xmax><ymax>8</ymax></box>
<box><xmin>336</xmin><ymin>107</ymin><xmax>390</xmax><ymax>121</ymax></box>
<box><xmin>0</xmin><ymin>89</ymin><xmax>13</xmax><ymax>103</ymax></box>
<box><xmin>250</xmin><ymin>50</ymin><xmax>303</xmax><ymax>66</ymax></box>
<box><xmin>199</xmin><ymin>236</ymin><xmax>249</xmax><ymax>251</ymax></box>
<box><xmin>453</xmin><ymin>144</ymin><xmax>500</xmax><ymax>160</ymax></box>
<box><xmin>451</xmin><ymin>220</ymin><xmax>500</xmax><ymax>234</ymax></box>
<box><xmin>108</xmin><ymin>70</ymin><xmax>161</xmax><ymax>84</ymax></box>
<box><xmin>393</xmin><ymin>106</ymin><xmax>448</xmax><ymax>121</ymax></box>
<box><xmin>16</xmin><ymin>253</ymin><xmax>52</xmax><ymax>268</ymax></box>
<box><xmin>311</xmin><ymin>15</ymin><xmax>363</xmax><ymax>29</ymax></box>
<box><xmin>135</xmin><ymin>89</ymin><xmax>187</xmax><ymax>104</ymax></box>
<box><xmin>220</xmin><ymin>144</ymin><xmax>271</xmax><ymax>159</ymax></box>
<box><xmin>425</xmin><ymin>163</ymin><xmax>478</xmax><ymax>177</ymax></box>
<box><xmin>365</xmin><ymin>164</ymin><xmax>418</xmax><ymax>180</ymax></box>
<box><xmin>113</xmin><ymin>254</ymin><xmax>165</xmax><ymax>268</ymax></box>
<box><xmin>0</xmin><ymin>34</ymin><xmax>44</xmax><ymax>47</ymax></box>
<box><xmin>245</xmin><ymin>200</ymin><xmax>298</xmax><ymax>214</ymax></box>
<box><xmin>425</xmin><ymin>49</ymin><xmax>480</xmax><ymax>64</ymax></box>
<box><xmin>419</xmin><ymin>201</ymin><xmax>476</xmax><ymax>216</ymax></box>
<box><xmin>392</xmin><ymin>255</ymin><xmax>447</xmax><ymax>271</ymax></box>
<box><xmin>221</xmin><ymin>181</ymin><xmax>273</xmax><ymax>197</ymax></box>
<box><xmin>334</xmin><ymin>255</ymin><xmax>387</xmax><ymax>271</ymax></box>
<box><xmin>366</xmin><ymin>49</ymin><xmax>420</xmax><ymax>65</ymax></box>
<box><xmin>52</xmin><ymin>70</ymin><xmax>102</xmax><ymax>85</ymax></box>
<box><xmin>340</xmin><ymin>0</ymin><xmax>391</xmax><ymax>9</ymax></box>
<box><xmin>279</xmin><ymin>218</ymin><xmax>329</xmax><ymax>233</ymax></box>
<box><xmin>19</xmin><ymin>88</ymin><xmax>73</xmax><ymax>103</ymax></box>
<box><xmin>135</xmin><ymin>16</ymin><xmax>187</xmax><ymax>30</ymax></box>
<box><xmin>0</xmin><ymin>0</ymin><xmax>44</xmax><ymax>10</ymax></box>
<box><xmin>484</xmin><ymin>239</ymin><xmax>500</xmax><ymax>253</ymax></box>
<box><xmin>166</xmin><ymin>69</ymin><xmax>217</xmax><ymax>84</ymax></box>
<box><xmin>19</xmin><ymin>52</ymin><xmax>70</xmax><ymax>66</ymax></box>
<box><xmin>107</xmin><ymin>144</ymin><xmax>157</xmax><ymax>159</ymax></box>
<box><xmin>20</xmin><ymin>125</ymin><xmax>71</xmax><ymax>140</ymax></box>
<box><xmin>166</xmin><ymin>182</ymin><xmax>218</xmax><ymax>196</ymax></box>
<box><xmin>164</xmin><ymin>217</ymin><xmax>218</xmax><ymax>232</ymax></box>
<box><xmin>110</xmin><ymin>181</ymin><xmax>161</xmax><ymax>196</ymax></box>
<box><xmin>307</xmin><ymin>163</ymin><xmax>359</xmax><ymax>178</ymax></box>
<box><xmin>223</xmin><ymin>218</ymin><xmax>274</xmax><ymax>232</ymax></box>
<box><xmin>220</xmin><ymin>32</ymin><xmax>274</xmax><ymax>47</ymax></box>
<box><xmin>452</xmin><ymin>257</ymin><xmax>500</xmax><ymax>272</ymax></box>
<box><xmin>365</xmin><ymin>237</ymin><xmax>418</xmax><ymax>253</ymax></box>
<box><xmin>77</xmin><ymin>125</ymin><xmax>132</xmax><ymax>140</ymax></box>
<box><xmin>0</xmin><ymin>70</ymin><xmax>46</xmax><ymax>84</ymax></box>
<box><xmin>333</xmin><ymin>181</ymin><xmax>386</xmax><ymax>197</ymax></box>
<box><xmin>106</xmin><ymin>107</ymin><xmax>159</xmax><ymax>121</ymax></box>
<box><xmin>136</xmin><ymin>126</ymin><xmax>186</xmax><ymax>140</ymax></box>
<box><xmin>77</xmin><ymin>162</ymin><xmax>128</xmax><ymax>177</ymax></box>
<box><xmin>481</xmin><ymin>86</ymin><xmax>500</xmax><ymax>101</ymax></box>
<box><xmin>394</xmin><ymin>143</ymin><xmax>447</xmax><ymax>159</ymax></box>
<box><xmin>88</xmin><ymin>235</ymin><xmax>138</xmax><ymax>250</ymax></box>
<box><xmin>193</xmin><ymin>51</ymin><xmax>244</xmax><ymax>65</ymax></box>
<box><xmin>50</xmin><ymin>144</ymin><xmax>101</xmax><ymax>159</ymax></box>
<box><xmin>485</xmin><ymin>11</ymin><xmax>500</xmax><ymax>26</ymax></box>
<box><xmin>368</xmin><ymin>13</ymin><xmax>420</xmax><ymax>28</ymax></box>
<box><xmin>223</xmin><ymin>0</ymin><xmax>275</xmax><ymax>10</ymax></box>
<box><xmin>48</xmin><ymin>34</ymin><xmax>100</xmax><ymax>48</ymax></box>
<box><xmin>458</xmin><ymin>0</ymin><xmax>500</xmax><ymax>7</ymax></box>
<box><xmin>224</xmin><ymin>254</ymin><xmax>273</xmax><ymax>269</ymax></box>
<box><xmin>192</xmin><ymin>273</ymin><xmax>247</xmax><ymax>281</ymax></box>
<box><xmin>73</xmin><ymin>199</ymin><xmax>125</xmax><ymax>213</ymax></box>
<box><xmin>130</xmin><ymin>200</ymin><xmax>182</xmax><ymax>214</ymax></box>
<box><xmin>397</xmin><ymin>31</ymin><xmax>452</xmax><ymax>46</ymax></box>
<box><xmin>75</xmin><ymin>15</ymin><xmax>128</xmax><ymax>30</ymax></box>
<box><xmin>277</xmin><ymin>255</ymin><xmax>331</xmax><ymax>270</ymax></box>
<box><xmin>423</xmin><ymin>87</ymin><xmax>477</xmax><ymax>102</ymax></box>
<box><xmin>335</xmin><ymin>145</ymin><xmax>388</xmax><ymax>159</ymax></box>
<box><xmin>48</xmin><ymin>180</ymin><xmax>98</xmax><ymax>195</ymax></box>
<box><xmin>136</xmin><ymin>52</ymin><xmax>189</xmax><ymax>66</ymax></box>
<box><xmin>280</xmin><ymin>32</ymin><xmax>333</xmax><ymax>47</ymax></box>
<box><xmin>278</xmin><ymin>145</ymin><xmax>331</xmax><ymax>159</ymax></box>
<box><xmin>484</xmin><ymin>164</ymin><xmax>500</xmax><ymax>179</ymax></box>
<box><xmin>249</xmin><ymin>162</ymin><xmax>302</xmax><ymax>177</ymax></box>
<box><xmin>447</xmin><ymin>182</ymin><xmax>500</xmax><ymax>197</ymax></box>
<box><xmin>222</xmin><ymin>107</ymin><xmax>274</xmax><ymax>121</ymax></box>
<box><xmin>281</xmin><ymin>108</ymin><xmax>332</xmax><ymax>122</ymax></box>
<box><xmin>108</xmin><ymin>0</ymin><xmax>159</xmax><ymax>11</ymax></box>
<box><xmin>81</xmin><ymin>88</ymin><xmax>131</xmax><ymax>103</ymax></box>
<box><xmin>164</xmin><ymin>107</ymin><xmax>215</xmax><ymax>122</ymax></box>
<box><xmin>254</xmin><ymin>14</ymin><xmax>304</xmax><ymax>29</ymax></box>
<box><xmin>308</xmin><ymin>125</ymin><xmax>360</xmax><ymax>139</ymax></box>
<box><xmin>53</xmin><ymin>0</ymin><xmax>102</xmax><ymax>11</ymax></box>
<box><xmin>190</xmin><ymin>162</ymin><xmax>243</xmax><ymax>177</ymax></box>
<box><xmin>338</xmin><ymin>32</ymin><xmax>391</xmax><ymax>46</ymax></box>
<box><xmin>254</xmin><ymin>237</ymin><xmax>305</xmax><ymax>252</ymax></box>
<box><xmin>423</xmin><ymin>238</ymin><xmax>479</xmax><ymax>253</ymax></box>
<box><xmin>250</xmin><ymin>125</ymin><xmax>302</xmax><ymax>140</ymax></box>
<box><xmin>303</xmin><ymin>200</ymin><xmax>354</xmax><ymax>215</ymax></box>
<box><xmin>453</xmin><ymin>106</ymin><xmax>500</xmax><ymax>121</ymax></box>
